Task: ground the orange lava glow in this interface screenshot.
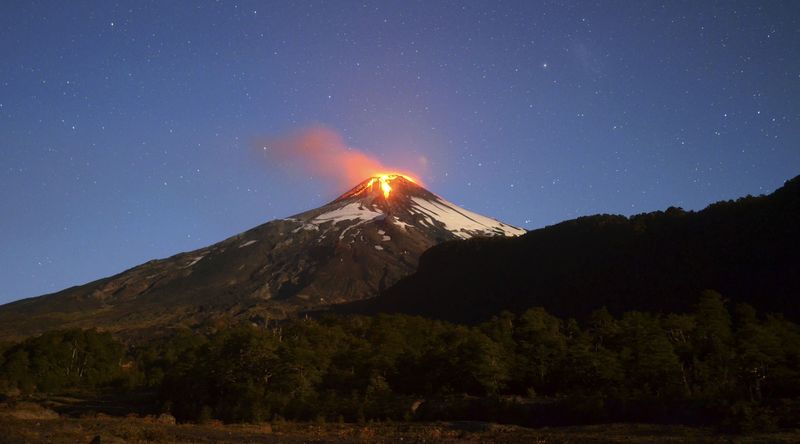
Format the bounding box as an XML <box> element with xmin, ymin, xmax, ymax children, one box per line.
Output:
<box><xmin>366</xmin><ymin>173</ymin><xmax>417</xmax><ymax>199</ymax></box>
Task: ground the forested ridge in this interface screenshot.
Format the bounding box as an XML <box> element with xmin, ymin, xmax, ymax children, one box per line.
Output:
<box><xmin>342</xmin><ymin>175</ymin><xmax>800</xmax><ymax>323</ymax></box>
<box><xmin>2</xmin><ymin>291</ymin><xmax>799</xmax><ymax>432</ymax></box>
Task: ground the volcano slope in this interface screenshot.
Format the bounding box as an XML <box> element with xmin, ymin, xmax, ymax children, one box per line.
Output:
<box><xmin>0</xmin><ymin>175</ymin><xmax>524</xmax><ymax>340</ymax></box>
<box><xmin>339</xmin><ymin>175</ymin><xmax>800</xmax><ymax>324</ymax></box>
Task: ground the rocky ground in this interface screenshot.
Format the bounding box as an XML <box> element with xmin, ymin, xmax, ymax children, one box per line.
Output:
<box><xmin>1</xmin><ymin>401</ymin><xmax>799</xmax><ymax>444</ymax></box>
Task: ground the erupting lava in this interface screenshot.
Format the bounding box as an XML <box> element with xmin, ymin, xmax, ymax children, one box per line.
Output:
<box><xmin>366</xmin><ymin>174</ymin><xmax>416</xmax><ymax>199</ymax></box>
<box><xmin>334</xmin><ymin>173</ymin><xmax>422</xmax><ymax>202</ymax></box>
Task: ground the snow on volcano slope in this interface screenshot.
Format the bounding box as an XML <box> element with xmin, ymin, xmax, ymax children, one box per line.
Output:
<box><xmin>409</xmin><ymin>197</ymin><xmax>526</xmax><ymax>239</ymax></box>
<box><xmin>311</xmin><ymin>202</ymin><xmax>384</xmax><ymax>225</ymax></box>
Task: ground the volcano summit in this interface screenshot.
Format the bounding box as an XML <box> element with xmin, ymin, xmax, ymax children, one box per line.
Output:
<box><xmin>0</xmin><ymin>175</ymin><xmax>525</xmax><ymax>340</ymax></box>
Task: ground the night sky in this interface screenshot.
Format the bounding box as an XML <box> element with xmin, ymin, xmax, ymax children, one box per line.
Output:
<box><xmin>2</xmin><ymin>1</ymin><xmax>799</xmax><ymax>304</ymax></box>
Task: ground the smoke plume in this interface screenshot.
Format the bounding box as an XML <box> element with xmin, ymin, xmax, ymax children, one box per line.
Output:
<box><xmin>254</xmin><ymin>126</ymin><xmax>417</xmax><ymax>188</ymax></box>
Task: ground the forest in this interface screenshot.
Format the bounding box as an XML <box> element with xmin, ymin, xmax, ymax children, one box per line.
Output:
<box><xmin>1</xmin><ymin>290</ymin><xmax>799</xmax><ymax>433</ymax></box>
<box><xmin>346</xmin><ymin>176</ymin><xmax>800</xmax><ymax>323</ymax></box>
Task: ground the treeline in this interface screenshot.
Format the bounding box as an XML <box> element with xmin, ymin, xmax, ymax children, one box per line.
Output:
<box><xmin>0</xmin><ymin>329</ymin><xmax>125</xmax><ymax>393</ymax></box>
<box><xmin>1</xmin><ymin>291</ymin><xmax>799</xmax><ymax>431</ymax></box>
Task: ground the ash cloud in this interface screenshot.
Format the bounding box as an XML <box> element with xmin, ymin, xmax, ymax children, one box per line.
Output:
<box><xmin>254</xmin><ymin>126</ymin><xmax>410</xmax><ymax>188</ymax></box>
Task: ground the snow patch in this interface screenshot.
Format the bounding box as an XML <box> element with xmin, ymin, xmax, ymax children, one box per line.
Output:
<box><xmin>392</xmin><ymin>217</ymin><xmax>413</xmax><ymax>230</ymax></box>
<box><xmin>183</xmin><ymin>255</ymin><xmax>205</xmax><ymax>268</ymax></box>
<box><xmin>239</xmin><ymin>240</ymin><xmax>258</xmax><ymax>248</ymax></box>
<box><xmin>312</xmin><ymin>202</ymin><xmax>384</xmax><ymax>225</ymax></box>
<box><xmin>307</xmin><ymin>202</ymin><xmax>386</xmax><ymax>240</ymax></box>
<box><xmin>410</xmin><ymin>197</ymin><xmax>527</xmax><ymax>239</ymax></box>
<box><xmin>292</xmin><ymin>223</ymin><xmax>320</xmax><ymax>233</ymax></box>
<box><xmin>374</xmin><ymin>245</ymin><xmax>384</xmax><ymax>251</ymax></box>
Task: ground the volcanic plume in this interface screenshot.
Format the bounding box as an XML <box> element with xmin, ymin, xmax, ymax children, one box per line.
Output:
<box><xmin>255</xmin><ymin>126</ymin><xmax>422</xmax><ymax>189</ymax></box>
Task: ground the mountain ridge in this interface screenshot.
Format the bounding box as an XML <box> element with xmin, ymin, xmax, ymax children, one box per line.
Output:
<box><xmin>0</xmin><ymin>175</ymin><xmax>524</xmax><ymax>341</ymax></box>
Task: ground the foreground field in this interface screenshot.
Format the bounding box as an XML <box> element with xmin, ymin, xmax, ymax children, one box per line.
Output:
<box><xmin>1</xmin><ymin>403</ymin><xmax>799</xmax><ymax>444</ymax></box>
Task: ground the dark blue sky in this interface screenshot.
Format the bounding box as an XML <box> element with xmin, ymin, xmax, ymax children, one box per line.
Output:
<box><xmin>2</xmin><ymin>1</ymin><xmax>799</xmax><ymax>304</ymax></box>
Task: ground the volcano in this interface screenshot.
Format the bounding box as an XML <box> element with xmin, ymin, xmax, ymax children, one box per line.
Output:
<box><xmin>0</xmin><ymin>175</ymin><xmax>525</xmax><ymax>340</ymax></box>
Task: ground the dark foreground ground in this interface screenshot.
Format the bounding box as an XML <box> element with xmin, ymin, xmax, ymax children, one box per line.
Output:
<box><xmin>1</xmin><ymin>402</ymin><xmax>799</xmax><ymax>444</ymax></box>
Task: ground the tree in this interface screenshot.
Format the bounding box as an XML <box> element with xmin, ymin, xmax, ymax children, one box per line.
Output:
<box><xmin>691</xmin><ymin>290</ymin><xmax>735</xmax><ymax>396</ymax></box>
<box><xmin>618</xmin><ymin>312</ymin><xmax>684</xmax><ymax>398</ymax></box>
<box><xmin>514</xmin><ymin>308</ymin><xmax>566</xmax><ymax>395</ymax></box>
<box><xmin>0</xmin><ymin>329</ymin><xmax>124</xmax><ymax>393</ymax></box>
